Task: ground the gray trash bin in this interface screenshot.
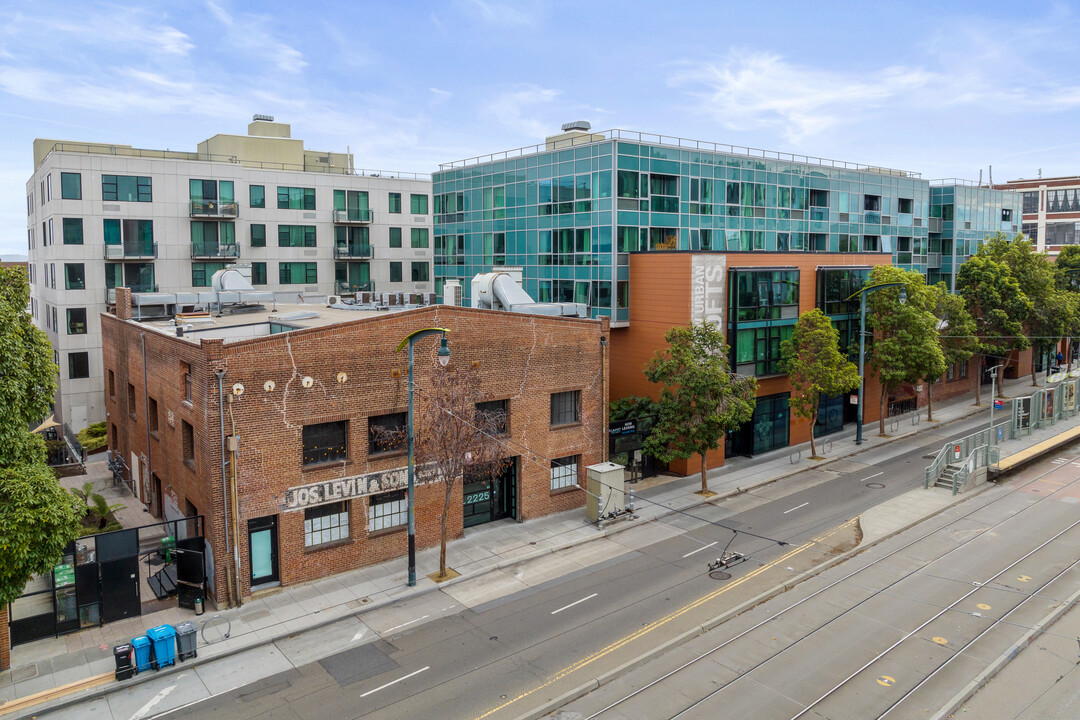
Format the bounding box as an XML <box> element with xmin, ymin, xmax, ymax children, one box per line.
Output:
<box><xmin>174</xmin><ymin>621</ymin><xmax>197</xmax><ymax>661</ymax></box>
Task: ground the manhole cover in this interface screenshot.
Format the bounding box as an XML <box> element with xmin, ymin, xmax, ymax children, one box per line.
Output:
<box><xmin>866</xmin><ymin>482</ymin><xmax>885</xmax><ymax>489</ymax></box>
<box><xmin>709</xmin><ymin>570</ymin><xmax>731</xmax><ymax>581</ymax></box>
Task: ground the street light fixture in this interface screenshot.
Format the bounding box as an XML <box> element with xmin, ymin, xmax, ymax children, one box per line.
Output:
<box><xmin>846</xmin><ymin>282</ymin><xmax>907</xmax><ymax>445</ymax></box>
<box><xmin>396</xmin><ymin>327</ymin><xmax>451</xmax><ymax>587</ymax></box>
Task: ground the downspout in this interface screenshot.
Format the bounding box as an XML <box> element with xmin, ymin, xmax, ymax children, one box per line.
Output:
<box><xmin>141</xmin><ymin>334</ymin><xmax>152</xmax><ymax>505</ymax></box>
<box><xmin>215</xmin><ymin>369</ymin><xmax>235</xmax><ymax>608</ymax></box>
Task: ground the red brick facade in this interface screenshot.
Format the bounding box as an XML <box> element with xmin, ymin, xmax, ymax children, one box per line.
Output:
<box><xmin>0</xmin><ymin>605</ymin><xmax>9</xmax><ymax>671</ymax></box>
<box><xmin>101</xmin><ymin>295</ymin><xmax>607</xmax><ymax>605</ymax></box>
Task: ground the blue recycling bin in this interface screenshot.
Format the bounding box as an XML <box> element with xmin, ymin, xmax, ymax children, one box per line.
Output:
<box><xmin>131</xmin><ymin>635</ymin><xmax>153</xmax><ymax>673</ymax></box>
<box><xmin>146</xmin><ymin>625</ymin><xmax>177</xmax><ymax>669</ymax></box>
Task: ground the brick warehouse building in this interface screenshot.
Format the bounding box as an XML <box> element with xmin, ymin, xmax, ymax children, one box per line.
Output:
<box><xmin>101</xmin><ymin>288</ymin><xmax>606</xmax><ymax>605</ymax></box>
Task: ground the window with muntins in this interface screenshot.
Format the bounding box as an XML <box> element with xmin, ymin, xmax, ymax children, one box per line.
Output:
<box><xmin>278</xmin><ymin>225</ymin><xmax>316</xmax><ymax>247</ymax></box>
<box><xmin>550</xmin><ymin>456</ymin><xmax>578</xmax><ymax>491</ymax></box>
<box><xmin>277</xmin><ymin>186</ymin><xmax>316</xmax><ymax>210</ymax></box>
<box><xmin>388</xmin><ymin>193</ymin><xmax>401</xmax><ymax>214</ymax></box>
<box><xmin>369</xmin><ymin>413</ymin><xmax>406</xmax><ymax>454</ymax></box>
<box><xmin>279</xmin><ymin>262</ymin><xmax>317</xmax><ymax>284</ymax></box>
<box><xmin>411</xmin><ymin>228</ymin><xmax>429</xmax><ymax>248</ymax></box>
<box><xmin>410</xmin><ymin>194</ymin><xmax>428</xmax><ymax>214</ymax></box>
<box><xmin>305</xmin><ymin>502</ymin><xmax>350</xmax><ymax>547</ymax></box>
<box><xmin>476</xmin><ymin>399</ymin><xmax>508</xmax><ymax>435</ymax></box>
<box><xmin>411</xmin><ymin>262</ymin><xmax>429</xmax><ymax>282</ymax></box>
<box><xmin>550</xmin><ymin>391</ymin><xmax>580</xmax><ymax>426</ymax></box>
<box><xmin>302</xmin><ymin>421</ymin><xmax>347</xmax><ymax>465</ymax></box>
<box><xmin>368</xmin><ymin>491</ymin><xmax>406</xmax><ymax>532</ymax></box>
<box><xmin>102</xmin><ymin>175</ymin><xmax>152</xmax><ymax>202</ymax></box>
<box><xmin>730</xmin><ymin>269</ymin><xmax>799</xmax><ymax>322</ymax></box>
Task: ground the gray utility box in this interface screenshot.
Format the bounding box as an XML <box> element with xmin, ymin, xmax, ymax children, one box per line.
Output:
<box><xmin>175</xmin><ymin>621</ymin><xmax>198</xmax><ymax>661</ymax></box>
<box><xmin>586</xmin><ymin>462</ymin><xmax>626</xmax><ymax>522</ymax></box>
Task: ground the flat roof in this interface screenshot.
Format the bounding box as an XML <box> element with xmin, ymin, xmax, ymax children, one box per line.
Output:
<box><xmin>136</xmin><ymin>302</ymin><xmax>388</xmax><ymax>343</ymax></box>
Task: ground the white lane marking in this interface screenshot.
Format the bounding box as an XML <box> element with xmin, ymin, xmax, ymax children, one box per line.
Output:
<box><xmin>783</xmin><ymin>502</ymin><xmax>810</xmax><ymax>514</ymax></box>
<box><xmin>352</xmin><ymin>629</ymin><xmax>366</xmax><ymax>642</ymax></box>
<box><xmin>551</xmin><ymin>593</ymin><xmax>598</xmax><ymax>615</ymax></box>
<box><xmin>683</xmin><ymin>541</ymin><xmax>719</xmax><ymax>558</ymax></box>
<box><xmin>384</xmin><ymin>615</ymin><xmax>429</xmax><ymax>633</ymax></box>
<box><xmin>359</xmin><ymin>666</ymin><xmax>430</xmax><ymax>698</ymax></box>
<box><xmin>129</xmin><ymin>679</ymin><xmax>180</xmax><ymax>720</ymax></box>
<box><xmin>859</xmin><ymin>472</ymin><xmax>884</xmax><ymax>482</ymax></box>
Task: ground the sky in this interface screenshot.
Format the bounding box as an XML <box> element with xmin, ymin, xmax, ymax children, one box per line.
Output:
<box><xmin>2</xmin><ymin>0</ymin><xmax>1080</xmax><ymax>257</ymax></box>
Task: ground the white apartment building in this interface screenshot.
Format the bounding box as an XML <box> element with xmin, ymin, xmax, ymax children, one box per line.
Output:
<box><xmin>998</xmin><ymin>175</ymin><xmax>1080</xmax><ymax>253</ymax></box>
<box><xmin>26</xmin><ymin>117</ymin><xmax>434</xmax><ymax>434</ymax></box>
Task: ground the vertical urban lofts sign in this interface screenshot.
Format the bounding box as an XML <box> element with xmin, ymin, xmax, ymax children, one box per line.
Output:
<box><xmin>691</xmin><ymin>255</ymin><xmax>726</xmax><ymax>328</ymax></box>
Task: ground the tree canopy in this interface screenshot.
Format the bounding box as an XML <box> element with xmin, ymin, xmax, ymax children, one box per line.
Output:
<box><xmin>927</xmin><ymin>282</ymin><xmax>978</xmax><ymax>419</ymax></box>
<box><xmin>644</xmin><ymin>321</ymin><xmax>756</xmax><ymax>494</ymax></box>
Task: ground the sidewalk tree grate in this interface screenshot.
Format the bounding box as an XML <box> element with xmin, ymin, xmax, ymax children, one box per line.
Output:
<box><xmin>709</xmin><ymin>570</ymin><xmax>732</xmax><ymax>581</ymax></box>
<box><xmin>866</xmin><ymin>482</ymin><xmax>885</xmax><ymax>489</ymax></box>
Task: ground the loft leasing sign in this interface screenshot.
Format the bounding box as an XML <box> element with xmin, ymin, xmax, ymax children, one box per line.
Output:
<box><xmin>284</xmin><ymin>464</ymin><xmax>436</xmax><ymax>511</ymax></box>
<box><xmin>691</xmin><ymin>255</ymin><xmax>726</xmax><ymax>328</ymax></box>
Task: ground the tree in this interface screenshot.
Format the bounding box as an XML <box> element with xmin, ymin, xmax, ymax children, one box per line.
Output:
<box><xmin>378</xmin><ymin>365</ymin><xmax>508</xmax><ymax>581</ymax></box>
<box><xmin>643</xmin><ymin>321</ymin><xmax>756</xmax><ymax>494</ymax></box>
<box><xmin>927</xmin><ymin>283</ymin><xmax>977</xmax><ymax>420</ymax></box>
<box><xmin>0</xmin><ymin>267</ymin><xmax>82</xmax><ymax>609</ymax></box>
<box><xmin>956</xmin><ymin>254</ymin><xmax>1032</xmax><ymax>405</ymax></box>
<box><xmin>780</xmin><ymin>310</ymin><xmax>861</xmax><ymax>459</ymax></box>
<box><xmin>865</xmin><ymin>266</ymin><xmax>947</xmax><ymax>436</ymax></box>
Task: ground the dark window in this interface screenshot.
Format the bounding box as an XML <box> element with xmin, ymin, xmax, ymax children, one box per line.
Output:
<box><xmin>305</xmin><ymin>501</ymin><xmax>350</xmax><ymax>546</ymax></box>
<box><xmin>1001</xmin><ymin>208</ymin><xmax>1013</xmax><ymax>222</ymax></box>
<box><xmin>64</xmin><ymin>263</ymin><xmax>85</xmax><ymax>290</ymax></box>
<box><xmin>182</xmin><ymin>421</ymin><xmax>194</xmax><ymax>467</ymax></box>
<box><xmin>476</xmin><ymin>399</ymin><xmax>508</xmax><ymax>435</ymax></box>
<box><xmin>127</xmin><ymin>383</ymin><xmax>136</xmax><ymax>418</ymax></box>
<box><xmin>550</xmin><ymin>391</ymin><xmax>580</xmax><ymax>426</ymax></box>
<box><xmin>816</xmin><ymin>268</ymin><xmax>870</xmax><ymax>316</ymax></box>
<box><xmin>368</xmin><ymin>490</ymin><xmax>406</xmax><ymax>532</ymax></box>
<box><xmin>68</xmin><ymin>352</ymin><xmax>89</xmax><ymax>379</ymax></box>
<box><xmin>250</xmin><ymin>185</ymin><xmax>265</xmax><ymax>208</ymax></box>
<box><xmin>277</xmin><ymin>186</ymin><xmax>316</xmax><ymax>210</ymax></box>
<box><xmin>251</xmin><ymin>223</ymin><xmax>266</xmax><ymax>247</ymax></box>
<box><xmin>302</xmin><ymin>421</ymin><xmax>348</xmax><ymax>465</ymax></box>
<box><xmin>108</xmin><ymin>369</ymin><xmax>115</xmax><ymax>398</ymax></box>
<box><xmin>251</xmin><ymin>262</ymin><xmax>267</xmax><ymax>285</ymax></box>
<box><xmin>1022</xmin><ymin>192</ymin><xmax>1039</xmax><ymax>214</ymax></box>
<box><xmin>388</xmin><ymin>193</ymin><xmax>401</xmax><ymax>214</ymax></box>
<box><xmin>62</xmin><ymin>218</ymin><xmax>83</xmax><ymax>244</ymax></box>
<box><xmin>897</xmin><ymin>198</ymin><xmax>913</xmax><ymax>214</ymax></box>
<box><xmin>102</xmin><ymin>175</ymin><xmax>152</xmax><ymax>202</ymax></box>
<box><xmin>551</xmin><ymin>456</ymin><xmax>579</xmax><ymax>491</ymax></box>
<box><xmin>278</xmin><ymin>225</ymin><xmax>317</xmax><ymax>247</ymax></box>
<box><xmin>369</xmin><ymin>413</ymin><xmax>406</xmax><ymax>454</ymax></box>
<box><xmin>862</xmin><ymin>235</ymin><xmax>881</xmax><ymax>252</ymax></box>
<box><xmin>411</xmin><ymin>262</ymin><xmax>429</xmax><ymax>282</ymax></box>
<box><xmin>389</xmin><ymin>262</ymin><xmax>402</xmax><ymax>283</ymax></box>
<box><xmin>67</xmin><ymin>308</ymin><xmax>87</xmax><ymax>335</ymax></box>
<box><xmin>389</xmin><ymin>227</ymin><xmax>402</xmax><ymax>248</ymax></box>
<box><xmin>410</xmin><ymin>194</ymin><xmax>428</xmax><ymax>214</ymax></box>
<box><xmin>148</xmin><ymin>396</ymin><xmax>159</xmax><ymax>435</ymax></box>
<box><xmin>863</xmin><ymin>194</ymin><xmax>881</xmax><ymax>212</ymax></box>
<box><xmin>279</xmin><ymin>262</ymin><xmax>317</xmax><ymax>284</ymax></box>
<box><xmin>181</xmin><ymin>362</ymin><xmax>192</xmax><ymax>403</ymax></box>
<box><xmin>60</xmin><ymin>172</ymin><xmax>81</xmax><ymax>200</ymax></box>
<box><xmin>411</xmin><ymin>228</ymin><xmax>429</xmax><ymax>248</ymax></box>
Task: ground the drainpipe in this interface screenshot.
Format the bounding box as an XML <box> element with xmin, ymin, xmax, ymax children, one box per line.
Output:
<box><xmin>215</xmin><ymin>369</ymin><xmax>235</xmax><ymax>608</ymax></box>
<box><xmin>141</xmin><ymin>334</ymin><xmax>152</xmax><ymax>506</ymax></box>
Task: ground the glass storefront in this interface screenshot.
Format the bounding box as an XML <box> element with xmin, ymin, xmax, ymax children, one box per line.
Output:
<box><xmin>463</xmin><ymin>459</ymin><xmax>517</xmax><ymax>528</ymax></box>
<box><xmin>726</xmin><ymin>393</ymin><xmax>790</xmax><ymax>458</ymax></box>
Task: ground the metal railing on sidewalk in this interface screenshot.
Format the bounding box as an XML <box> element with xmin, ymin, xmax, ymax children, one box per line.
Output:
<box><xmin>925</xmin><ymin>421</ymin><xmax>1009</xmax><ymax>489</ymax></box>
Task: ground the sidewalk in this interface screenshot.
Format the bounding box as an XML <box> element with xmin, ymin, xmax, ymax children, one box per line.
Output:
<box><xmin>0</xmin><ymin>376</ymin><xmax>1041</xmax><ymax>714</ymax></box>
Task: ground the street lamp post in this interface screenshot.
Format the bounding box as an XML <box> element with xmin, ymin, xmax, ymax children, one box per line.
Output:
<box><xmin>988</xmin><ymin>363</ymin><xmax>1004</xmax><ymax>444</ymax></box>
<box><xmin>396</xmin><ymin>327</ymin><xmax>451</xmax><ymax>587</ymax></box>
<box><xmin>846</xmin><ymin>282</ymin><xmax>907</xmax><ymax>445</ymax></box>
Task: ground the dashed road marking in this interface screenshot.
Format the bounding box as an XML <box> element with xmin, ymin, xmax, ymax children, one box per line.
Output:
<box><xmin>1017</xmin><ymin>575</ymin><xmax>1032</xmax><ymax>583</ymax></box>
<box><xmin>977</xmin><ymin>603</ymin><xmax>991</xmax><ymax>610</ymax></box>
<box><xmin>877</xmin><ymin>675</ymin><xmax>896</xmax><ymax>687</ymax></box>
<box><xmin>932</xmin><ymin>636</ymin><xmax>948</xmax><ymax>645</ymax></box>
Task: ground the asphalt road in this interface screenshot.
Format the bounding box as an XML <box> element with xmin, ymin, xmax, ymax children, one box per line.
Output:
<box><xmin>38</xmin><ymin>413</ymin><xmax>995</xmax><ymax>720</ymax></box>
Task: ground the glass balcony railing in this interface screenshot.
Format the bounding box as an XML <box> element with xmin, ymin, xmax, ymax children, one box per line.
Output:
<box><xmin>333</xmin><ymin>244</ymin><xmax>373</xmax><ymax>259</ymax></box>
<box><xmin>103</xmin><ymin>243</ymin><xmax>158</xmax><ymax>260</ymax></box>
<box><xmin>333</xmin><ymin>209</ymin><xmax>373</xmax><ymax>223</ymax></box>
<box><xmin>336</xmin><ymin>281</ymin><xmax>373</xmax><ymax>294</ymax></box>
<box><xmin>190</xmin><ymin>200</ymin><xmax>239</xmax><ymax>217</ymax></box>
<box><xmin>105</xmin><ymin>285</ymin><xmax>158</xmax><ymax>303</ymax></box>
<box><xmin>190</xmin><ymin>243</ymin><xmax>240</xmax><ymax>259</ymax></box>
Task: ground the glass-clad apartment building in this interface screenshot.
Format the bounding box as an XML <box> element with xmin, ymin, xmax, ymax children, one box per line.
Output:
<box><xmin>433</xmin><ymin>129</ymin><xmax>933</xmax><ymax>326</ymax></box>
<box><xmin>928</xmin><ymin>182</ymin><xmax>1022</xmax><ymax>291</ymax></box>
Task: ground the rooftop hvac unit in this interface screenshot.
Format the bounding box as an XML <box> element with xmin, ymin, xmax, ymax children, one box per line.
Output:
<box><xmin>325</xmin><ymin>295</ymin><xmax>341</xmax><ymax>307</ymax></box>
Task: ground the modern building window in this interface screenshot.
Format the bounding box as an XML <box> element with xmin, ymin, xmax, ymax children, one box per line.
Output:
<box><xmin>410</xmin><ymin>228</ymin><xmax>429</xmax><ymax>248</ymax></box>
<box><xmin>278</xmin><ymin>225</ymin><xmax>317</xmax><ymax>247</ymax></box>
<box><xmin>190</xmin><ymin>221</ymin><xmax>235</xmax><ymax>255</ymax></box>
<box><xmin>189</xmin><ymin>179</ymin><xmax>234</xmax><ymax>211</ymax></box>
<box><xmin>389</xmin><ymin>227</ymin><xmax>402</xmax><ymax>248</ymax></box>
<box><xmin>734</xmin><ymin>325</ymin><xmax>794</xmax><ymax>377</ymax></box>
<box><xmin>279</xmin><ymin>262</ymin><xmax>317</xmax><ymax>284</ymax></box>
<box><xmin>251</xmin><ymin>262</ymin><xmax>267</xmax><ymax>285</ymax></box>
<box><xmin>68</xmin><ymin>352</ymin><xmax>90</xmax><ymax>379</ymax></box>
<box><xmin>388</xmin><ymin>192</ymin><xmax>401</xmax><ymax>214</ymax></box>
<box><xmin>368</xmin><ymin>491</ymin><xmax>406</xmax><ymax>532</ymax></box>
<box><xmin>64</xmin><ymin>263</ymin><xmax>85</xmax><ymax>290</ymax></box>
<box><xmin>148</xmin><ymin>396</ymin><xmax>159</xmax><ymax>436</ymax></box>
<box><xmin>816</xmin><ymin>268</ymin><xmax>870</xmax><ymax>316</ymax></box>
<box><xmin>550</xmin><ymin>456</ymin><xmax>579</xmax><ymax>491</ymax></box>
<box><xmin>182</xmin><ymin>421</ymin><xmax>194</xmax><ymax>468</ymax></box>
<box><xmin>102</xmin><ymin>175</ymin><xmax>152</xmax><ymax>202</ymax></box>
<box><xmin>897</xmin><ymin>198</ymin><xmax>913</xmax><ymax>214</ymax></box>
<box><xmin>191</xmin><ymin>262</ymin><xmax>229</xmax><ymax>287</ymax></box>
<box><xmin>1022</xmin><ymin>192</ymin><xmax>1039</xmax><ymax>214</ymax></box>
<box><xmin>302</xmin><ymin>421</ymin><xmax>348</xmax><ymax>465</ymax></box>
<box><xmin>369</xmin><ymin>412</ymin><xmax>406</xmax><ymax>454</ymax></box>
<box><xmin>550</xmin><ymin>391</ymin><xmax>580</xmax><ymax>426</ymax></box>
<box><xmin>250</xmin><ymin>223</ymin><xmax>266</xmax><ymax>247</ymax></box>
<box><xmin>1001</xmin><ymin>208</ymin><xmax>1013</xmax><ymax>222</ymax></box>
<box><xmin>249</xmin><ymin>185</ymin><xmax>265</xmax><ymax>208</ymax></box>
<box><xmin>476</xmin><ymin>399</ymin><xmax>508</xmax><ymax>435</ymax></box>
<box><xmin>103</xmin><ymin>219</ymin><xmax>155</xmax><ymax>254</ymax></box>
<box><xmin>410</xmin><ymin>194</ymin><xmax>428</xmax><ymax>214</ymax></box>
<box><xmin>277</xmin><ymin>186</ymin><xmax>316</xmax><ymax>210</ymax></box>
<box><xmin>60</xmin><ymin>172</ymin><xmax>81</xmax><ymax>200</ymax></box>
<box><xmin>730</xmin><ymin>269</ymin><xmax>799</xmax><ymax>322</ymax></box>
<box><xmin>67</xmin><ymin>308</ymin><xmax>87</xmax><ymax>335</ymax></box>
<box><xmin>62</xmin><ymin>218</ymin><xmax>83</xmax><ymax>245</ymax></box>
<box><xmin>862</xmin><ymin>235</ymin><xmax>881</xmax><ymax>252</ymax></box>
<box><xmin>305</xmin><ymin>501</ymin><xmax>350</xmax><ymax>547</ymax></box>
<box><xmin>389</xmin><ymin>261</ymin><xmax>402</xmax><ymax>283</ymax></box>
<box><xmin>127</xmin><ymin>383</ymin><xmax>136</xmax><ymax>417</ymax></box>
<box><xmin>333</xmin><ymin>189</ymin><xmax>369</xmax><ymax>220</ymax></box>
<box><xmin>410</xmin><ymin>262</ymin><xmax>429</xmax><ymax>282</ymax></box>
<box><xmin>863</xmin><ymin>194</ymin><xmax>881</xmax><ymax>212</ymax></box>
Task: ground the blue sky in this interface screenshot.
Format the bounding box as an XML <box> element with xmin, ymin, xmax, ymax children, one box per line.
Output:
<box><xmin>2</xmin><ymin>0</ymin><xmax>1079</xmax><ymax>257</ymax></box>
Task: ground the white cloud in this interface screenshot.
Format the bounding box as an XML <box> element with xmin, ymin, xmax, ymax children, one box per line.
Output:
<box><xmin>458</xmin><ymin>0</ymin><xmax>535</xmax><ymax>26</ymax></box>
<box><xmin>481</xmin><ymin>85</ymin><xmax>561</xmax><ymax>139</ymax></box>
<box><xmin>429</xmin><ymin>88</ymin><xmax>452</xmax><ymax>105</ymax></box>
<box><xmin>28</xmin><ymin>9</ymin><xmax>193</xmax><ymax>57</ymax></box>
<box><xmin>203</xmin><ymin>1</ymin><xmax>307</xmax><ymax>75</ymax></box>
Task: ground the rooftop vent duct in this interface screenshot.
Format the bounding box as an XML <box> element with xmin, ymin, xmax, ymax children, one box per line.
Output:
<box><xmin>471</xmin><ymin>270</ymin><xmax>587</xmax><ymax>318</ymax></box>
<box><xmin>561</xmin><ymin>120</ymin><xmax>591</xmax><ymax>132</ymax></box>
<box><xmin>252</xmin><ymin>113</ymin><xmax>275</xmax><ymax>122</ymax></box>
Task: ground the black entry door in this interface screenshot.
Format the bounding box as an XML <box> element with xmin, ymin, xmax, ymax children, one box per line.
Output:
<box><xmin>100</xmin><ymin>558</ymin><xmax>140</xmax><ymax>622</ymax></box>
<box><xmin>495</xmin><ymin>459</ymin><xmax>517</xmax><ymax>521</ymax></box>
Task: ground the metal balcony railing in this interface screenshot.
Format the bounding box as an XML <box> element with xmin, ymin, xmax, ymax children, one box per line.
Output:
<box><xmin>335</xmin><ymin>281</ymin><xmax>373</xmax><ymax>295</ymax></box>
<box><xmin>105</xmin><ymin>285</ymin><xmax>158</xmax><ymax>304</ymax></box>
<box><xmin>190</xmin><ymin>243</ymin><xmax>240</xmax><ymax>259</ymax></box>
<box><xmin>333</xmin><ymin>209</ymin><xmax>373</xmax><ymax>223</ymax></box>
<box><xmin>190</xmin><ymin>200</ymin><xmax>239</xmax><ymax>218</ymax></box>
<box><xmin>334</xmin><ymin>244</ymin><xmax>373</xmax><ymax>259</ymax></box>
<box><xmin>104</xmin><ymin>243</ymin><xmax>158</xmax><ymax>260</ymax></box>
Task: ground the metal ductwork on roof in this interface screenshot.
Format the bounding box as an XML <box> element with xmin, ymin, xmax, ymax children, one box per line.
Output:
<box><xmin>129</xmin><ymin>267</ymin><xmax>275</xmax><ymax>315</ymax></box>
<box><xmin>471</xmin><ymin>270</ymin><xmax>587</xmax><ymax>317</ymax></box>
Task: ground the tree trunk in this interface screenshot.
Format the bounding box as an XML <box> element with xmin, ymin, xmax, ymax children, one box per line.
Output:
<box><xmin>1031</xmin><ymin>346</ymin><xmax>1039</xmax><ymax>387</ymax></box>
<box><xmin>879</xmin><ymin>386</ymin><xmax>888</xmax><ymax>436</ymax></box>
<box><xmin>440</xmin><ymin>481</ymin><xmax>452</xmax><ymax>577</ymax></box>
<box><xmin>700</xmin><ymin>453</ymin><xmax>708</xmax><ymax>494</ymax></box>
<box><xmin>1000</xmin><ymin>358</ymin><xmax>1010</xmax><ymax>397</ymax></box>
<box><xmin>926</xmin><ymin>383</ymin><xmax>934</xmax><ymax>422</ymax></box>
<box><xmin>973</xmin><ymin>362</ymin><xmax>982</xmax><ymax>406</ymax></box>
<box><xmin>808</xmin><ymin>407</ymin><xmax>818</xmax><ymax>458</ymax></box>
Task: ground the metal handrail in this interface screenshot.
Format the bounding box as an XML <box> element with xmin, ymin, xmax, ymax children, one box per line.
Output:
<box><xmin>104</xmin><ymin>243</ymin><xmax>158</xmax><ymax>260</ymax></box>
<box><xmin>949</xmin><ymin>444</ymin><xmax>999</xmax><ymax>496</ymax></box>
<box><xmin>925</xmin><ymin>421</ymin><xmax>1009</xmax><ymax>489</ymax></box>
<box><xmin>333</xmin><ymin>209</ymin><xmax>373</xmax><ymax>223</ymax></box>
<box><xmin>929</xmin><ymin>178</ymin><xmax>997</xmax><ymax>187</ymax></box>
<box><xmin>333</xmin><ymin>244</ymin><xmax>373</xmax><ymax>259</ymax></box>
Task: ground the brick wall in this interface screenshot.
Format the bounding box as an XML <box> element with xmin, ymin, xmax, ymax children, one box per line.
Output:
<box><xmin>102</xmin><ymin>305</ymin><xmax>607</xmax><ymax>601</ymax></box>
<box><xmin>0</xmin><ymin>605</ymin><xmax>9</xmax><ymax>671</ymax></box>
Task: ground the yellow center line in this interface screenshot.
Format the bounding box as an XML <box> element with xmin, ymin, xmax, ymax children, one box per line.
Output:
<box><xmin>473</xmin><ymin>517</ymin><xmax>857</xmax><ymax>719</ymax></box>
<box><xmin>1043</xmin><ymin>480</ymin><xmax>1067</xmax><ymax>486</ymax></box>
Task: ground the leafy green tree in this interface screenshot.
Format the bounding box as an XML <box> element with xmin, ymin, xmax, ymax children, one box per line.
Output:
<box><xmin>956</xmin><ymin>254</ymin><xmax>1032</xmax><ymax>405</ymax></box>
<box><xmin>927</xmin><ymin>283</ymin><xmax>978</xmax><ymax>421</ymax></box>
<box><xmin>1055</xmin><ymin>245</ymin><xmax>1080</xmax><ymax>290</ymax></box>
<box><xmin>0</xmin><ymin>267</ymin><xmax>82</xmax><ymax>610</ymax></box>
<box><xmin>644</xmin><ymin>321</ymin><xmax>756</xmax><ymax>494</ymax></box>
<box><xmin>866</xmin><ymin>266</ymin><xmax>947</xmax><ymax>436</ymax></box>
<box><xmin>609</xmin><ymin>395</ymin><xmax>661</xmax><ymax>423</ymax></box>
<box><xmin>780</xmin><ymin>309</ymin><xmax>860</xmax><ymax>459</ymax></box>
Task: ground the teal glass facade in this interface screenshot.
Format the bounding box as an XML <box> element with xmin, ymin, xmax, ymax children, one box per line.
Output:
<box><xmin>927</xmin><ymin>184</ymin><xmax>1022</xmax><ymax>291</ymax></box>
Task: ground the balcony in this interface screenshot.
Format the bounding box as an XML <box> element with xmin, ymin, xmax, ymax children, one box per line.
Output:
<box><xmin>104</xmin><ymin>243</ymin><xmax>158</xmax><ymax>260</ymax></box>
<box><xmin>336</xmin><ymin>281</ymin><xmax>373</xmax><ymax>295</ymax></box>
<box><xmin>190</xmin><ymin>243</ymin><xmax>240</xmax><ymax>260</ymax></box>
<box><xmin>927</xmin><ymin>252</ymin><xmax>942</xmax><ymax>268</ymax></box>
<box><xmin>334</xmin><ymin>243</ymin><xmax>373</xmax><ymax>259</ymax></box>
<box><xmin>333</xmin><ymin>209</ymin><xmax>373</xmax><ymax>224</ymax></box>
<box><xmin>190</xmin><ymin>200</ymin><xmax>239</xmax><ymax>218</ymax></box>
<box><xmin>105</xmin><ymin>285</ymin><xmax>158</xmax><ymax>304</ymax></box>
<box><xmin>928</xmin><ymin>217</ymin><xmax>943</xmax><ymax>234</ymax></box>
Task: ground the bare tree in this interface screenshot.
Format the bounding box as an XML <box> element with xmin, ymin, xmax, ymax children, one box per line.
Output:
<box><xmin>376</xmin><ymin>366</ymin><xmax>508</xmax><ymax>580</ymax></box>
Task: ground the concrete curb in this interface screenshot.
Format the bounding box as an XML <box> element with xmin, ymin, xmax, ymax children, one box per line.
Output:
<box><xmin>14</xmin><ymin>404</ymin><xmax>990</xmax><ymax>719</ymax></box>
